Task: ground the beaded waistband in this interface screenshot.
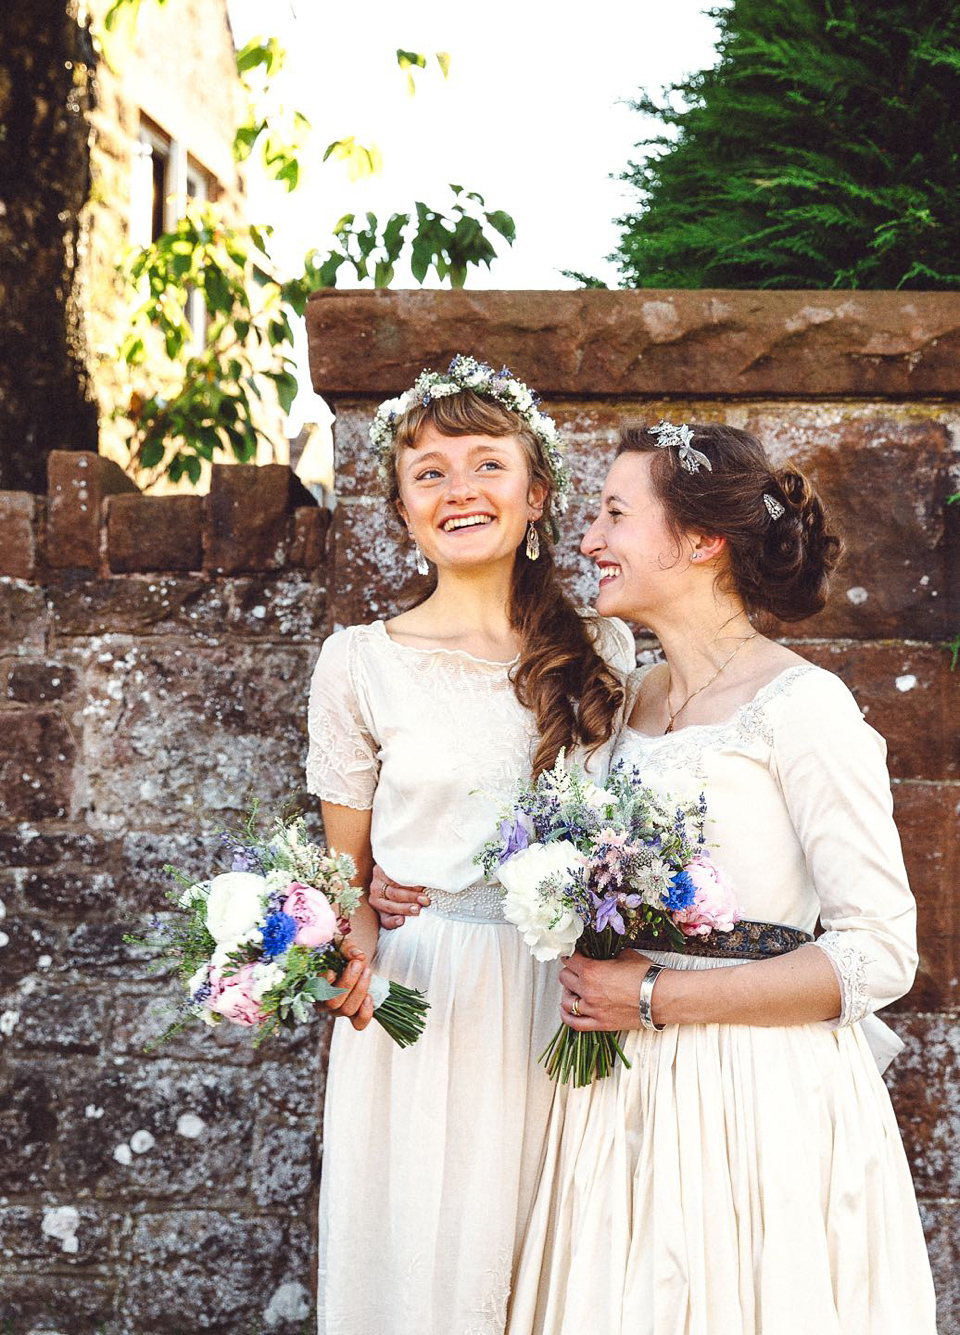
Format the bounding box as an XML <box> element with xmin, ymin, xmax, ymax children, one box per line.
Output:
<box><xmin>632</xmin><ymin>919</ymin><xmax>813</xmax><ymax>960</ymax></box>
<box><xmin>427</xmin><ymin>884</ymin><xmax>506</xmax><ymax>923</ymax></box>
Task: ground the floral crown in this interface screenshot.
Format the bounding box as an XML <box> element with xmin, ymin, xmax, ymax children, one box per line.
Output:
<box><xmin>369</xmin><ymin>354</ymin><xmax>570</xmax><ymax>516</ymax></box>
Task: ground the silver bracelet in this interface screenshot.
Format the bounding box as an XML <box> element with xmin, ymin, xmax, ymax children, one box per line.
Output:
<box><xmin>638</xmin><ymin>963</ymin><xmax>666</xmax><ymax>1031</ymax></box>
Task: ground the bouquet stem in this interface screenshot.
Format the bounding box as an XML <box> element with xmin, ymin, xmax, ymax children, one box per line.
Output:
<box><xmin>540</xmin><ymin>926</ymin><xmax>632</xmax><ymax>1087</ymax></box>
<box><xmin>372</xmin><ymin>979</ymin><xmax>430</xmax><ymax>1048</ymax></box>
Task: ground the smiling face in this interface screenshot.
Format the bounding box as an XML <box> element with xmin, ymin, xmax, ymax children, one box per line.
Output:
<box><xmin>581</xmin><ymin>451</ymin><xmax>695</xmax><ymax>621</ymax></box>
<box><xmin>396</xmin><ymin>423</ymin><xmax>546</xmax><ymax>572</ymax></box>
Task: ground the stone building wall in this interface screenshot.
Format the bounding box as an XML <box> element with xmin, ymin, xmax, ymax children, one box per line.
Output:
<box><xmin>0</xmin><ymin>456</ymin><xmax>330</xmax><ymax>1333</ymax></box>
<box><xmin>0</xmin><ymin>288</ymin><xmax>958</xmax><ymax>1332</ymax></box>
<box><xmin>306</xmin><ymin>289</ymin><xmax>960</xmax><ymax>1330</ymax></box>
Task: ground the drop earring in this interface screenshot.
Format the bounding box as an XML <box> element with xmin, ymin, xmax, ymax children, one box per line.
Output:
<box><xmin>525</xmin><ymin>522</ymin><xmax>540</xmax><ymax>561</ymax></box>
<box><xmin>414</xmin><ymin>542</ymin><xmax>429</xmax><ymax>576</ymax></box>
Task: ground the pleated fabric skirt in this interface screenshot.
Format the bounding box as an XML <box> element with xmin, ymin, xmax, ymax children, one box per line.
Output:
<box><xmin>317</xmin><ymin>895</ymin><xmax>559</xmax><ymax>1335</ymax></box>
<box><xmin>507</xmin><ymin>953</ymin><xmax>936</xmax><ymax>1335</ymax></box>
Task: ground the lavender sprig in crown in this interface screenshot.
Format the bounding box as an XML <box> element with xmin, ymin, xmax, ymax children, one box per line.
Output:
<box><xmin>369</xmin><ymin>353</ymin><xmax>571</xmax><ymax>516</ymax></box>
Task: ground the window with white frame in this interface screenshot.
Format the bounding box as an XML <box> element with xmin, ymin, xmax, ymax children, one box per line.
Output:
<box><xmin>131</xmin><ymin>116</ymin><xmax>217</xmax><ymax>350</ymax></box>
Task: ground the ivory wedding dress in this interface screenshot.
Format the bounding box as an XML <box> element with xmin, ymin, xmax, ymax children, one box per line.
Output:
<box><xmin>306</xmin><ymin>614</ymin><xmax>635</xmax><ymax>1335</ymax></box>
<box><xmin>508</xmin><ymin>663</ymin><xmax>936</xmax><ymax>1335</ymax></box>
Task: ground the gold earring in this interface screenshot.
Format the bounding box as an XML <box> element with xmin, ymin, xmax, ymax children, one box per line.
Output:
<box><xmin>525</xmin><ymin>522</ymin><xmax>540</xmax><ymax>561</ymax></box>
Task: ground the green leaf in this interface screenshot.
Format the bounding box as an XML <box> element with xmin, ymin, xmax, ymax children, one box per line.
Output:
<box><xmin>139</xmin><ymin>439</ymin><xmax>165</xmax><ymax>469</ymax></box>
<box><xmin>484</xmin><ymin>209</ymin><xmax>516</xmax><ymax>244</ymax></box>
<box><xmin>396</xmin><ymin>48</ymin><xmax>427</xmax><ymax>70</ymax></box>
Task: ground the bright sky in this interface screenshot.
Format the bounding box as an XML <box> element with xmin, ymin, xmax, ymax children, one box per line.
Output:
<box><xmin>225</xmin><ymin>0</ymin><xmax>722</xmax><ymax>428</ymax></box>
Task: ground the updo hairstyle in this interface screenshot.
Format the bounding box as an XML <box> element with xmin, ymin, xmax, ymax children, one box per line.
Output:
<box><xmin>617</xmin><ymin>423</ymin><xmax>842</xmax><ymax>622</ymax></box>
<box><xmin>383</xmin><ymin>388</ymin><xmax>623</xmax><ymax>776</ymax></box>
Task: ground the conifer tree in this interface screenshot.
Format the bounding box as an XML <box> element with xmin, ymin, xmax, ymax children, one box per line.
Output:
<box><xmin>612</xmin><ymin>0</ymin><xmax>960</xmax><ymax>288</ymax></box>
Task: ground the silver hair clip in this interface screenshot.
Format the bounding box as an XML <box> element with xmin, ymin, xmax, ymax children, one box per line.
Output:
<box><xmin>649</xmin><ymin>420</ymin><xmax>712</xmax><ymax>474</ymax></box>
<box><xmin>763</xmin><ymin>493</ymin><xmax>786</xmax><ymax>520</ymax></box>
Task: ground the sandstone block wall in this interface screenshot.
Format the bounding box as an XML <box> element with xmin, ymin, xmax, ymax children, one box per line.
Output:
<box><xmin>1</xmin><ymin>289</ymin><xmax>958</xmax><ymax>1332</ymax></box>
<box><xmin>307</xmin><ymin>289</ymin><xmax>960</xmax><ymax>1331</ymax></box>
<box><xmin>0</xmin><ymin>455</ymin><xmax>330</xmax><ymax>1333</ymax></box>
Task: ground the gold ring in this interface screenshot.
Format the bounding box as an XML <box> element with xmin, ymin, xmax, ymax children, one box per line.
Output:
<box><xmin>572</xmin><ymin>996</ymin><xmax>581</xmax><ymax>1018</ymax></box>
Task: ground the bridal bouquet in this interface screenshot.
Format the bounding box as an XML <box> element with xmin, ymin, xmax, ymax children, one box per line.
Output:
<box><xmin>135</xmin><ymin>811</ymin><xmax>429</xmax><ymax>1048</ymax></box>
<box><xmin>478</xmin><ymin>755</ymin><xmax>739</xmax><ymax>1085</ymax></box>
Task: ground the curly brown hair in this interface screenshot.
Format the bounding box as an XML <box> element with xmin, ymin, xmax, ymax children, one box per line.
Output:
<box><xmin>617</xmin><ymin>422</ymin><xmax>843</xmax><ymax>622</ymax></box>
<box><xmin>382</xmin><ymin>388</ymin><xmax>623</xmax><ymax>776</ymax></box>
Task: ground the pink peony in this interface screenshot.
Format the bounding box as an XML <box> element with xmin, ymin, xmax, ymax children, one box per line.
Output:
<box><xmin>282</xmin><ymin>881</ymin><xmax>338</xmax><ymax>948</ymax></box>
<box><xmin>207</xmin><ymin>963</ymin><xmax>263</xmax><ymax>1027</ymax></box>
<box><xmin>673</xmin><ymin>854</ymin><xmax>740</xmax><ymax>938</ymax></box>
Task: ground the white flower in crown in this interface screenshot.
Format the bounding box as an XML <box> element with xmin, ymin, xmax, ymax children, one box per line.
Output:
<box><xmin>650</xmin><ymin>419</ymin><xmax>713</xmax><ymax>474</ymax></box>
<box><xmin>368</xmin><ymin>353</ymin><xmax>570</xmax><ymax>516</ymax></box>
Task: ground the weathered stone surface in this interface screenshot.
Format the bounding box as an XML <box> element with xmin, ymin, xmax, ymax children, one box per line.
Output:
<box><xmin>797</xmin><ymin>643</ymin><xmax>959</xmax><ymax>781</ymax></box>
<box><xmin>328</xmin><ymin>500</ymin><xmax>419</xmax><ymax>626</ymax></box>
<box><xmin>0</xmin><ymin>914</ymin><xmax>61</xmax><ymax>988</ymax></box>
<box><xmin>109</xmin><ymin>984</ymin><xmax>257</xmax><ymax>1065</ymax></box>
<box><xmin>206</xmin><ymin>463</ymin><xmax>316</xmax><ymax>575</ymax></box>
<box><xmin>885</xmin><ymin>1014</ymin><xmax>960</xmax><ymax>1198</ymax></box>
<box><xmin>2</xmin><ymin>658</ymin><xmax>78</xmax><ymax>704</ymax></box>
<box><xmin>0</xmin><ymin>490</ymin><xmax>40</xmax><ymax>579</ymax></box>
<box><xmin>890</xmin><ymin>784</ymin><xmax>959</xmax><ymax>1013</ymax></box>
<box><xmin>0</xmin><ymin>579</ymin><xmax>48</xmax><ymax>655</ymax></box>
<box><xmin>48</xmin><ymin>573</ymin><xmax>219</xmax><ymax>638</ymax></box>
<box><xmin>0</xmin><ymin>1062</ymin><xmax>57</xmax><ymax>1193</ymax></box>
<box><xmin>77</xmin><ymin>642</ymin><xmax>315</xmax><ymax>829</ymax></box>
<box><xmin>106</xmin><ymin>493</ymin><xmax>204</xmax><ymax>573</ymax></box>
<box><xmin>12</xmin><ymin>985</ymin><xmax>108</xmax><ymax>1054</ymax></box>
<box><xmin>307</xmin><ymin>289</ymin><xmax>960</xmax><ymax>397</ymax></box>
<box><xmin>0</xmin><ymin>1273</ymin><xmax>116</xmax><ymax>1330</ymax></box>
<box><xmin>119</xmin><ymin>1210</ymin><xmax>312</xmax><ymax>1333</ymax></box>
<box><xmin>46</xmin><ymin>451</ymin><xmax>138</xmax><ymax>570</ymax></box>
<box><xmin>920</xmin><ymin>1201</ymin><xmax>960</xmax><ymax>1335</ymax></box>
<box><xmin>223</xmin><ymin>574</ymin><xmax>327</xmax><ymax>641</ymax></box>
<box><xmin>0</xmin><ymin>708</ymin><xmax>74</xmax><ymax>822</ymax></box>
<box><xmin>289</xmin><ymin>505</ymin><xmax>331</xmax><ymax>569</ymax></box>
<box><xmin>0</xmin><ymin>1201</ymin><xmax>121</xmax><ymax>1268</ymax></box>
<box><xmin>56</xmin><ymin>1062</ymin><xmax>255</xmax><ymax>1199</ymax></box>
<box><xmin>253</xmin><ymin>1122</ymin><xmax>317</xmax><ymax>1206</ymax></box>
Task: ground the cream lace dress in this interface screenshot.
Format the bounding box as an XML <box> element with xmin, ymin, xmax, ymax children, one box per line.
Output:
<box><xmin>507</xmin><ymin>663</ymin><xmax>936</xmax><ymax>1335</ymax></box>
<box><xmin>306</xmin><ymin>614</ymin><xmax>636</xmax><ymax>1335</ymax></box>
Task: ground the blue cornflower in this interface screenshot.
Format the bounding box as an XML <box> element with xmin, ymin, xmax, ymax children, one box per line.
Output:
<box><xmin>665</xmin><ymin>870</ymin><xmax>696</xmax><ymax>912</ymax></box>
<box><xmin>260</xmin><ymin>911</ymin><xmax>297</xmax><ymax>959</ymax></box>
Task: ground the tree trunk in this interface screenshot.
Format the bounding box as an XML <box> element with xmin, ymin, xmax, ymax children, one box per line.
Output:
<box><xmin>0</xmin><ymin>0</ymin><xmax>99</xmax><ymax>492</ymax></box>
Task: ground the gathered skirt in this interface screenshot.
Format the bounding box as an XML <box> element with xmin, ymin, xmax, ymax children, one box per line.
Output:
<box><xmin>507</xmin><ymin>953</ymin><xmax>936</xmax><ymax>1335</ymax></box>
<box><xmin>317</xmin><ymin>894</ymin><xmax>560</xmax><ymax>1335</ymax></box>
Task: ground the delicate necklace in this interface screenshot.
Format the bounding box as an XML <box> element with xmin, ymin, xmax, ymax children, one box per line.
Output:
<box><xmin>664</xmin><ymin>632</ymin><xmax>759</xmax><ymax>735</ymax></box>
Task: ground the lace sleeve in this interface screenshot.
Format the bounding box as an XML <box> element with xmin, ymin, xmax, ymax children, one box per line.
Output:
<box><xmin>305</xmin><ymin>628</ymin><xmax>379</xmax><ymax>810</ymax></box>
<box><xmin>583</xmin><ymin>611</ymin><xmax>637</xmax><ymax>677</ymax></box>
<box><xmin>770</xmin><ymin>669</ymin><xmax>918</xmax><ymax>1027</ymax></box>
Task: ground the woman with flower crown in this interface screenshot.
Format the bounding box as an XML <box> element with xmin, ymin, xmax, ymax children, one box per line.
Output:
<box><xmin>506</xmin><ymin>422</ymin><xmax>936</xmax><ymax>1334</ymax></box>
<box><xmin>305</xmin><ymin>356</ymin><xmax>636</xmax><ymax>1335</ymax></box>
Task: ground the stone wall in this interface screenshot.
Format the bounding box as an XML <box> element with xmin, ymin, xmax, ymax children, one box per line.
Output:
<box><xmin>0</xmin><ymin>288</ymin><xmax>958</xmax><ymax>1332</ymax></box>
<box><xmin>306</xmin><ymin>290</ymin><xmax>960</xmax><ymax>1330</ymax></box>
<box><xmin>0</xmin><ymin>455</ymin><xmax>329</xmax><ymax>1333</ymax></box>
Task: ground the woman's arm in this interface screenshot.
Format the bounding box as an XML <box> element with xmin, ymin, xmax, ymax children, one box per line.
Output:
<box><xmin>319</xmin><ymin>801</ymin><xmax>378</xmax><ymax>1031</ymax></box>
<box><xmin>559</xmin><ymin>944</ymin><xmax>841</xmax><ymax>1032</ymax></box>
<box><xmin>561</xmin><ymin>671</ymin><xmax>917</xmax><ymax>1034</ymax></box>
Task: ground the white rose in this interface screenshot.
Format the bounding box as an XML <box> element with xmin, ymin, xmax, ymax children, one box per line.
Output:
<box><xmin>205</xmin><ymin>872</ymin><xmax>266</xmax><ymax>945</ymax></box>
<box><xmin>497</xmin><ymin>841</ymin><xmax>587</xmax><ymax>962</ymax></box>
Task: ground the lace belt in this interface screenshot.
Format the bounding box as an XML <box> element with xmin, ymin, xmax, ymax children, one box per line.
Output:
<box><xmin>426</xmin><ymin>884</ymin><xmax>506</xmax><ymax>923</ymax></box>
<box><xmin>632</xmin><ymin>918</ymin><xmax>813</xmax><ymax>960</ymax></box>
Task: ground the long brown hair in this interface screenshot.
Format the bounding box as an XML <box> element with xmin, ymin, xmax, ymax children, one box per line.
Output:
<box><xmin>617</xmin><ymin>422</ymin><xmax>842</xmax><ymax>622</ymax></box>
<box><xmin>383</xmin><ymin>388</ymin><xmax>623</xmax><ymax>775</ymax></box>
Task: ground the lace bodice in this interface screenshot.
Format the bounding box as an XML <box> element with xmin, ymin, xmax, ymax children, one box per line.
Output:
<box><xmin>613</xmin><ymin>663</ymin><xmax>918</xmax><ymax>1030</ymax></box>
<box><xmin>306</xmin><ymin>614</ymin><xmax>635</xmax><ymax>894</ymax></box>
